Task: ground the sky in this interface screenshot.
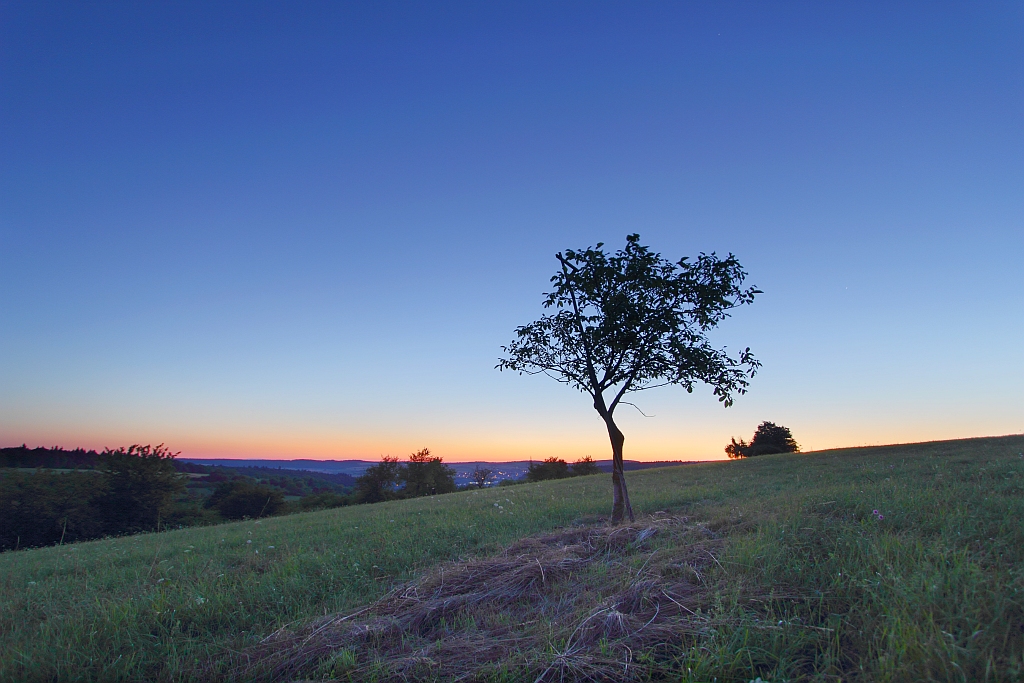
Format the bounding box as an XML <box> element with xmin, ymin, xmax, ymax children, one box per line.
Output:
<box><xmin>1</xmin><ymin>2</ymin><xmax>1021</xmax><ymax>463</ymax></box>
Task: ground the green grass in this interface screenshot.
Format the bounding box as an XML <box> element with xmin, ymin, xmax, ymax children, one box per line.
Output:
<box><xmin>2</xmin><ymin>434</ymin><xmax>1023</xmax><ymax>681</ymax></box>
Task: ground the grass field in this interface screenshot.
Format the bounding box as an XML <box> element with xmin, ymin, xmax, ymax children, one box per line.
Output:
<box><xmin>1</xmin><ymin>434</ymin><xmax>1022</xmax><ymax>682</ymax></box>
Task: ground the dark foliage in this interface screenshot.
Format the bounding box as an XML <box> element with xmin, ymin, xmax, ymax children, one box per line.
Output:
<box><xmin>354</xmin><ymin>449</ymin><xmax>458</xmax><ymax>503</ymax></box>
<box><xmin>0</xmin><ymin>444</ymin><xmax>186</xmax><ymax>551</ymax></box>
<box><xmin>402</xmin><ymin>448</ymin><xmax>457</xmax><ymax>497</ymax></box>
<box><xmin>726</xmin><ymin>421</ymin><xmax>800</xmax><ymax>458</ymax></box>
<box><xmin>171</xmin><ymin>460</ymin><xmax>210</xmax><ymax>474</ymax></box>
<box><xmin>221</xmin><ymin>465</ymin><xmax>356</xmax><ymax>492</ymax></box>
<box><xmin>297</xmin><ymin>492</ymin><xmax>350</xmax><ymax>511</ymax></box>
<box><xmin>205</xmin><ymin>480</ymin><xmax>284</xmax><ymax>520</ymax></box>
<box><xmin>526</xmin><ymin>456</ymin><xmax>602</xmax><ymax>481</ymax></box>
<box><xmin>95</xmin><ymin>444</ymin><xmax>186</xmax><ymax>534</ymax></box>
<box><xmin>353</xmin><ymin>456</ymin><xmax>404</xmax><ymax>504</ymax></box>
<box><xmin>0</xmin><ymin>445</ymin><xmax>101</xmax><ymax>469</ymax></box>
<box><xmin>471</xmin><ymin>465</ymin><xmax>494</xmax><ymax>489</ymax></box>
<box><xmin>0</xmin><ymin>471</ymin><xmax>106</xmax><ymax>550</ymax></box>
<box><xmin>526</xmin><ymin>457</ymin><xmax>572</xmax><ymax>482</ymax></box>
<box><xmin>570</xmin><ymin>455</ymin><xmax>602</xmax><ymax>476</ymax></box>
<box><xmin>499</xmin><ymin>234</ymin><xmax>760</xmax><ymax>522</ymax></box>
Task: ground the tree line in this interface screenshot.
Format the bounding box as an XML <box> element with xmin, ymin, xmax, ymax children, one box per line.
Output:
<box><xmin>0</xmin><ymin>445</ymin><xmax>186</xmax><ymax>551</ymax></box>
<box><xmin>0</xmin><ymin>445</ymin><xmax>358</xmax><ymax>551</ymax></box>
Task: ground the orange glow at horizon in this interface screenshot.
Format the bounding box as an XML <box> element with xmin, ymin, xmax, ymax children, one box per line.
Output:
<box><xmin>9</xmin><ymin>425</ymin><xmax>1019</xmax><ymax>464</ymax></box>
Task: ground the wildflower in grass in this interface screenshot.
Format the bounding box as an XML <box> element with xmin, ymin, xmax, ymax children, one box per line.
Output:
<box><xmin>872</xmin><ymin>509</ymin><xmax>884</xmax><ymax>520</ymax></box>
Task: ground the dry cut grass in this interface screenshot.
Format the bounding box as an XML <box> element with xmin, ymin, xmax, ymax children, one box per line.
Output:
<box><xmin>234</xmin><ymin>514</ymin><xmax>722</xmax><ymax>682</ymax></box>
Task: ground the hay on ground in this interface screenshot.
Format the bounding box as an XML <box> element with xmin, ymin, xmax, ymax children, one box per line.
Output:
<box><xmin>232</xmin><ymin>515</ymin><xmax>722</xmax><ymax>682</ymax></box>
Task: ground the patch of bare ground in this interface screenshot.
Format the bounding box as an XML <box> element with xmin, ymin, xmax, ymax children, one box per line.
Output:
<box><xmin>230</xmin><ymin>513</ymin><xmax>724</xmax><ymax>682</ymax></box>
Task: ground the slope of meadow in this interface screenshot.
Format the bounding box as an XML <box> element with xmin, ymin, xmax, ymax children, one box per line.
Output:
<box><xmin>1</xmin><ymin>435</ymin><xmax>1022</xmax><ymax>682</ymax></box>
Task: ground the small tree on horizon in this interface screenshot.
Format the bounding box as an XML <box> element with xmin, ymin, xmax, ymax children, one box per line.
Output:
<box><xmin>354</xmin><ymin>455</ymin><xmax>404</xmax><ymax>503</ymax></box>
<box><xmin>726</xmin><ymin>421</ymin><xmax>800</xmax><ymax>458</ymax></box>
<box><xmin>570</xmin><ymin>455</ymin><xmax>601</xmax><ymax>477</ymax></box>
<box><xmin>402</xmin><ymin>448</ymin><xmax>457</xmax><ymax>497</ymax></box>
<box><xmin>499</xmin><ymin>234</ymin><xmax>760</xmax><ymax>523</ymax></box>
<box><xmin>526</xmin><ymin>457</ymin><xmax>572</xmax><ymax>482</ymax></box>
<box><xmin>471</xmin><ymin>465</ymin><xmax>494</xmax><ymax>488</ymax></box>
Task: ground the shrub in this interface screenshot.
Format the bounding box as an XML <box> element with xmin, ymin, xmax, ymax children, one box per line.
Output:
<box><xmin>726</xmin><ymin>421</ymin><xmax>799</xmax><ymax>458</ymax></box>
<box><xmin>526</xmin><ymin>457</ymin><xmax>571</xmax><ymax>482</ymax></box>
<box><xmin>570</xmin><ymin>456</ymin><xmax>601</xmax><ymax>476</ymax></box>
<box><xmin>95</xmin><ymin>444</ymin><xmax>186</xmax><ymax>534</ymax></box>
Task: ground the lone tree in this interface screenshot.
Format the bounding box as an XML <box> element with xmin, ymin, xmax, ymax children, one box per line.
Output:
<box><xmin>726</xmin><ymin>421</ymin><xmax>799</xmax><ymax>458</ymax></box>
<box><xmin>471</xmin><ymin>465</ymin><xmax>494</xmax><ymax>489</ymax></box>
<box><xmin>354</xmin><ymin>455</ymin><xmax>404</xmax><ymax>503</ymax></box>
<box><xmin>499</xmin><ymin>234</ymin><xmax>760</xmax><ymax>523</ymax></box>
<box><xmin>402</xmin><ymin>448</ymin><xmax>457</xmax><ymax>497</ymax></box>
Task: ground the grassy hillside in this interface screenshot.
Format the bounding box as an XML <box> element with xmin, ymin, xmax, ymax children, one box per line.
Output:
<box><xmin>1</xmin><ymin>434</ymin><xmax>1022</xmax><ymax>681</ymax></box>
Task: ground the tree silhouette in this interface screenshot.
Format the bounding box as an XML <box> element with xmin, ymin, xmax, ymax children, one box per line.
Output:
<box><xmin>96</xmin><ymin>444</ymin><xmax>185</xmax><ymax>533</ymax></box>
<box><xmin>570</xmin><ymin>455</ymin><xmax>601</xmax><ymax>476</ymax></box>
<box><xmin>354</xmin><ymin>456</ymin><xmax>404</xmax><ymax>503</ymax></box>
<box><xmin>526</xmin><ymin>457</ymin><xmax>571</xmax><ymax>482</ymax></box>
<box><xmin>500</xmin><ymin>234</ymin><xmax>760</xmax><ymax>522</ymax></box>
<box><xmin>726</xmin><ymin>421</ymin><xmax>799</xmax><ymax>458</ymax></box>
<box><xmin>402</xmin><ymin>448</ymin><xmax>457</xmax><ymax>496</ymax></box>
<box><xmin>471</xmin><ymin>465</ymin><xmax>494</xmax><ymax>489</ymax></box>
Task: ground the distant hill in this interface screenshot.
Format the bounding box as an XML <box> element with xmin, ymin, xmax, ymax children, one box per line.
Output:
<box><xmin>2</xmin><ymin>447</ymin><xmax>702</xmax><ymax>485</ymax></box>
<box><xmin>178</xmin><ymin>457</ymin><xmax>704</xmax><ymax>484</ymax></box>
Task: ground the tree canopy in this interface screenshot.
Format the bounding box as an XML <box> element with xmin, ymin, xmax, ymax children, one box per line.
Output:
<box><xmin>402</xmin><ymin>448</ymin><xmax>457</xmax><ymax>497</ymax></box>
<box><xmin>353</xmin><ymin>449</ymin><xmax>457</xmax><ymax>503</ymax></box>
<box><xmin>726</xmin><ymin>421</ymin><xmax>800</xmax><ymax>458</ymax></box>
<box><xmin>500</xmin><ymin>234</ymin><xmax>760</xmax><ymax>522</ymax></box>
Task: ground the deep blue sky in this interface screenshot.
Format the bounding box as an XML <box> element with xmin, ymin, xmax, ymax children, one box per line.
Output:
<box><xmin>2</xmin><ymin>2</ymin><xmax>1021</xmax><ymax>461</ymax></box>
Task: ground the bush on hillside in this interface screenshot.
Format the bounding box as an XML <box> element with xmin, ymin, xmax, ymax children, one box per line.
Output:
<box><xmin>0</xmin><ymin>444</ymin><xmax>191</xmax><ymax>551</ymax></box>
<box><xmin>0</xmin><ymin>470</ymin><xmax>106</xmax><ymax>550</ymax></box>
<box><xmin>95</xmin><ymin>444</ymin><xmax>185</xmax><ymax>533</ymax></box>
<box><xmin>726</xmin><ymin>422</ymin><xmax>800</xmax><ymax>458</ymax></box>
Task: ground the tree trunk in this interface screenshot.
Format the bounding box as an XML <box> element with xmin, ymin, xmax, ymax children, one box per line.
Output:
<box><xmin>604</xmin><ymin>415</ymin><xmax>635</xmax><ymax>524</ymax></box>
